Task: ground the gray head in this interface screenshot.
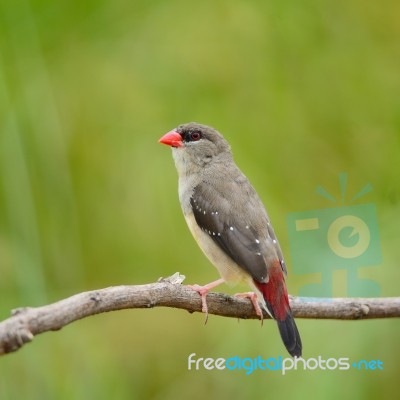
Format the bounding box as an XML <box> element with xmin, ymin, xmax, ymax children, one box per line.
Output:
<box><xmin>159</xmin><ymin>122</ymin><xmax>232</xmax><ymax>174</ymax></box>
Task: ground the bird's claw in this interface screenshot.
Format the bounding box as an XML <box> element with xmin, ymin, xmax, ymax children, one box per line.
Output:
<box><xmin>234</xmin><ymin>292</ymin><xmax>264</xmax><ymax>325</ymax></box>
<box><xmin>187</xmin><ymin>278</ymin><xmax>224</xmax><ymax>324</ymax></box>
<box><xmin>188</xmin><ymin>284</ymin><xmax>210</xmax><ymax>324</ymax></box>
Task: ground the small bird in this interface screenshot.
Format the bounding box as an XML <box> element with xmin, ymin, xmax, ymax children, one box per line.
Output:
<box><xmin>159</xmin><ymin>122</ymin><xmax>302</xmax><ymax>357</ymax></box>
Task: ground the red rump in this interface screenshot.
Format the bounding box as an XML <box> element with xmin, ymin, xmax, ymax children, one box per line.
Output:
<box><xmin>253</xmin><ymin>261</ymin><xmax>289</xmax><ymax>321</ymax></box>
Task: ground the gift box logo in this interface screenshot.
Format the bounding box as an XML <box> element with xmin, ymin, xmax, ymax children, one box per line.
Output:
<box><xmin>287</xmin><ymin>173</ymin><xmax>382</xmax><ymax>298</ymax></box>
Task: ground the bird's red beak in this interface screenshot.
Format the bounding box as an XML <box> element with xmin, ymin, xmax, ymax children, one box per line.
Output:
<box><xmin>159</xmin><ymin>131</ymin><xmax>183</xmax><ymax>148</ymax></box>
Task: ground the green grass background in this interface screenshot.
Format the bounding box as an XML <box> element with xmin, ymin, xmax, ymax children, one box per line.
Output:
<box><xmin>0</xmin><ymin>0</ymin><xmax>399</xmax><ymax>399</ymax></box>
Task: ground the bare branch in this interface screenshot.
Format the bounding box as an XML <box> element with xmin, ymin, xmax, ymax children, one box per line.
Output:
<box><xmin>0</xmin><ymin>273</ymin><xmax>399</xmax><ymax>356</ymax></box>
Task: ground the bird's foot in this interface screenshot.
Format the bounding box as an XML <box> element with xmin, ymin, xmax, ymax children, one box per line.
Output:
<box><xmin>234</xmin><ymin>292</ymin><xmax>264</xmax><ymax>324</ymax></box>
<box><xmin>188</xmin><ymin>278</ymin><xmax>224</xmax><ymax>324</ymax></box>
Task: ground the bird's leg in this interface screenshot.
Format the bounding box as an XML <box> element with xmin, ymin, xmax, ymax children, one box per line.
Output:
<box><xmin>234</xmin><ymin>292</ymin><xmax>264</xmax><ymax>324</ymax></box>
<box><xmin>188</xmin><ymin>278</ymin><xmax>225</xmax><ymax>323</ymax></box>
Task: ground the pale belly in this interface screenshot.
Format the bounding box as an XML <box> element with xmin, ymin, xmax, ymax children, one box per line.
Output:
<box><xmin>184</xmin><ymin>212</ymin><xmax>251</xmax><ymax>286</ymax></box>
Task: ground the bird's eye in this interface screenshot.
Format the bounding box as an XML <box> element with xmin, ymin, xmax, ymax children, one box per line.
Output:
<box><xmin>190</xmin><ymin>131</ymin><xmax>202</xmax><ymax>141</ymax></box>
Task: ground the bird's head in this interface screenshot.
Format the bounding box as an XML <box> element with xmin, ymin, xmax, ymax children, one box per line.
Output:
<box><xmin>159</xmin><ymin>122</ymin><xmax>232</xmax><ymax>173</ymax></box>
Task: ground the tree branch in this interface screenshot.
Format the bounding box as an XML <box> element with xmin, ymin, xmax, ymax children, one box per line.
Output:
<box><xmin>0</xmin><ymin>273</ymin><xmax>399</xmax><ymax>356</ymax></box>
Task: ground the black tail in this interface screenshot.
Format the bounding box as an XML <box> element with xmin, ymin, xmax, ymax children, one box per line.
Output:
<box><xmin>253</xmin><ymin>278</ymin><xmax>302</xmax><ymax>358</ymax></box>
<box><xmin>277</xmin><ymin>312</ymin><xmax>302</xmax><ymax>357</ymax></box>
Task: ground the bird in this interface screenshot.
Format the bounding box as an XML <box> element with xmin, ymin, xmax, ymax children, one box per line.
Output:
<box><xmin>159</xmin><ymin>122</ymin><xmax>302</xmax><ymax>358</ymax></box>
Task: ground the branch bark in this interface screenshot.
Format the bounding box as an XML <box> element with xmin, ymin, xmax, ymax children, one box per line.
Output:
<box><xmin>0</xmin><ymin>273</ymin><xmax>399</xmax><ymax>356</ymax></box>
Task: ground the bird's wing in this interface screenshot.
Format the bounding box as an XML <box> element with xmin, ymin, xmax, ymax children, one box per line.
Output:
<box><xmin>190</xmin><ymin>180</ymin><xmax>287</xmax><ymax>283</ymax></box>
<box><xmin>266</xmin><ymin>215</ymin><xmax>287</xmax><ymax>275</ymax></box>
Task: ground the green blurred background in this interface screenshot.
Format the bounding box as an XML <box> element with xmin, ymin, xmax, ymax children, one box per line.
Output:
<box><xmin>0</xmin><ymin>0</ymin><xmax>399</xmax><ymax>398</ymax></box>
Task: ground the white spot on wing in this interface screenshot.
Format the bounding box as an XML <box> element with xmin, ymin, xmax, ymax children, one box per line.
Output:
<box><xmin>255</xmin><ymin>239</ymin><xmax>260</xmax><ymax>244</ymax></box>
<box><xmin>230</xmin><ymin>226</ymin><xmax>234</xmax><ymax>231</ymax></box>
